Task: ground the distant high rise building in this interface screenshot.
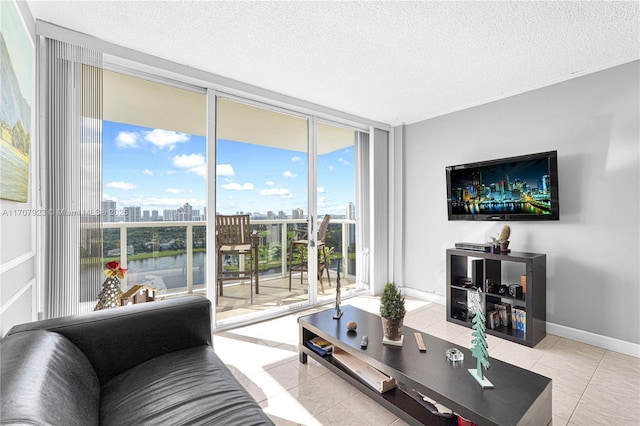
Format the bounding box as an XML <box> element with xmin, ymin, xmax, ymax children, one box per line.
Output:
<box><xmin>151</xmin><ymin>210</ymin><xmax>159</xmax><ymax>221</ymax></box>
<box><xmin>267</xmin><ymin>210</ymin><xmax>276</xmax><ymax>220</ymax></box>
<box><xmin>347</xmin><ymin>202</ymin><xmax>356</xmax><ymax>220</ymax></box>
<box><xmin>142</xmin><ymin>210</ymin><xmax>150</xmax><ymax>221</ymax></box>
<box><xmin>182</xmin><ymin>202</ymin><xmax>193</xmax><ymax>221</ymax></box>
<box><xmin>176</xmin><ymin>203</ymin><xmax>193</xmax><ymax>221</ymax></box>
<box><xmin>163</xmin><ymin>209</ymin><xmax>177</xmax><ymax>221</ymax></box>
<box><xmin>278</xmin><ymin>210</ymin><xmax>287</xmax><ymax>219</ymax></box>
<box><xmin>124</xmin><ymin>206</ymin><xmax>141</xmax><ymax>222</ymax></box>
<box><xmin>292</xmin><ymin>208</ymin><xmax>304</xmax><ymax>219</ymax></box>
<box><xmin>101</xmin><ymin>200</ymin><xmax>116</xmax><ymax>222</ymax></box>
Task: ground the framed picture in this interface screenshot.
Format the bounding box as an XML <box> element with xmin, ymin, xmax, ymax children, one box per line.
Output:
<box><xmin>0</xmin><ymin>0</ymin><xmax>34</xmax><ymax>202</ymax></box>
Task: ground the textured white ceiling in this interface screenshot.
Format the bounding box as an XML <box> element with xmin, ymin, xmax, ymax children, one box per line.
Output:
<box><xmin>27</xmin><ymin>1</ymin><xmax>639</xmax><ymax>126</ymax></box>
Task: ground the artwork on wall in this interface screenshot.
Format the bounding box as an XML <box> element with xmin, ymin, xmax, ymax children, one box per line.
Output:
<box><xmin>0</xmin><ymin>0</ymin><xmax>33</xmax><ymax>202</ymax></box>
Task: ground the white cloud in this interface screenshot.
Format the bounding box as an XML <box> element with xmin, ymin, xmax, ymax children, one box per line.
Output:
<box><xmin>283</xmin><ymin>170</ymin><xmax>297</xmax><ymax>178</ymax></box>
<box><xmin>144</xmin><ymin>129</ymin><xmax>189</xmax><ymax>150</ymax></box>
<box><xmin>260</xmin><ymin>188</ymin><xmax>292</xmax><ymax>198</ymax></box>
<box><xmin>317</xmin><ymin>186</ymin><xmax>325</xmax><ymax>193</ymax></box>
<box><xmin>166</xmin><ymin>170</ymin><xmax>176</xmax><ymax>175</ymax></box>
<box><xmin>217</xmin><ymin>164</ymin><xmax>235</xmax><ymax>176</ymax></box>
<box><xmin>222</xmin><ymin>182</ymin><xmax>254</xmax><ymax>191</ymax></box>
<box><xmin>107</xmin><ymin>181</ymin><xmax>137</xmax><ymax>191</ymax></box>
<box><xmin>291</xmin><ymin>156</ymin><xmax>302</xmax><ymax>163</ymax></box>
<box><xmin>189</xmin><ymin>165</ymin><xmax>207</xmax><ymax>178</ymax></box>
<box><xmin>338</xmin><ymin>157</ymin><xmax>351</xmax><ymax>166</ymax></box>
<box><xmin>173</xmin><ymin>154</ymin><xmax>207</xmax><ymax>178</ymax></box>
<box><xmin>264</xmin><ymin>180</ymin><xmax>274</xmax><ymax>186</ymax></box>
<box><xmin>143</xmin><ymin>169</ymin><xmax>153</xmax><ymax>176</ymax></box>
<box><xmin>173</xmin><ymin>153</ymin><xmax>205</xmax><ymax>168</ymax></box>
<box><xmin>328</xmin><ymin>165</ymin><xmax>335</xmax><ymax>171</ymax></box>
<box><xmin>115</xmin><ymin>131</ymin><xmax>140</xmax><ymax>149</ymax></box>
<box><xmin>165</xmin><ymin>188</ymin><xmax>181</xmax><ymax>194</ymax></box>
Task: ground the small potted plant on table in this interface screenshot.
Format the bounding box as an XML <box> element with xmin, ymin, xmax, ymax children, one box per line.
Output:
<box><xmin>380</xmin><ymin>282</ymin><xmax>406</xmax><ymax>345</ymax></box>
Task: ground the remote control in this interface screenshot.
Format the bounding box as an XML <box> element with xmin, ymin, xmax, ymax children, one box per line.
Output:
<box><xmin>360</xmin><ymin>336</ymin><xmax>368</xmax><ymax>348</ymax></box>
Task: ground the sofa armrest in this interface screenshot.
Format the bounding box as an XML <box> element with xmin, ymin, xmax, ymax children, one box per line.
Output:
<box><xmin>6</xmin><ymin>295</ymin><xmax>212</xmax><ymax>384</ymax></box>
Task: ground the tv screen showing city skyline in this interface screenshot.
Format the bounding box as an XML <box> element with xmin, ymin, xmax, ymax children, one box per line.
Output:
<box><xmin>447</xmin><ymin>151</ymin><xmax>559</xmax><ymax>220</ymax></box>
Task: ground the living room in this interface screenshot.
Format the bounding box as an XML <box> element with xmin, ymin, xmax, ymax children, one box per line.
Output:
<box><xmin>1</xmin><ymin>1</ymin><xmax>639</xmax><ymax>425</ymax></box>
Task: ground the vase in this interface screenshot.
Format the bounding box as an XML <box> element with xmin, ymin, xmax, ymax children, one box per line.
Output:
<box><xmin>500</xmin><ymin>241</ymin><xmax>510</xmax><ymax>253</ymax></box>
<box><xmin>491</xmin><ymin>245</ymin><xmax>501</xmax><ymax>254</ymax></box>
<box><xmin>381</xmin><ymin>317</ymin><xmax>403</xmax><ymax>341</ymax></box>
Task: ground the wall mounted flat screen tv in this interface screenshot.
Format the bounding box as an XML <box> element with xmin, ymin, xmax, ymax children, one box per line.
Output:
<box><xmin>446</xmin><ymin>151</ymin><xmax>559</xmax><ymax>221</ymax></box>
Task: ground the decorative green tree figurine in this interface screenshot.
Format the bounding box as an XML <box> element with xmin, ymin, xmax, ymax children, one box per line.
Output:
<box><xmin>468</xmin><ymin>289</ymin><xmax>494</xmax><ymax>388</ymax></box>
<box><xmin>94</xmin><ymin>261</ymin><xmax>127</xmax><ymax>310</ymax></box>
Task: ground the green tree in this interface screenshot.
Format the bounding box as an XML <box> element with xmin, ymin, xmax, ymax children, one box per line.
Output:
<box><xmin>469</xmin><ymin>289</ymin><xmax>491</xmax><ymax>382</ymax></box>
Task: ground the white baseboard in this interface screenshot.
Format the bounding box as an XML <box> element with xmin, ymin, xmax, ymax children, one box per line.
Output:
<box><xmin>402</xmin><ymin>287</ymin><xmax>640</xmax><ymax>358</ymax></box>
<box><xmin>547</xmin><ymin>322</ymin><xmax>640</xmax><ymax>359</ymax></box>
<box><xmin>402</xmin><ymin>287</ymin><xmax>447</xmax><ymax>306</ymax></box>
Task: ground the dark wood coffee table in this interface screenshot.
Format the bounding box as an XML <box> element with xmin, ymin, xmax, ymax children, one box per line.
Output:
<box><xmin>299</xmin><ymin>305</ymin><xmax>551</xmax><ymax>426</ymax></box>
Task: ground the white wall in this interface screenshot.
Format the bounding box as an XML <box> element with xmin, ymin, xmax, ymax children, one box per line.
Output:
<box><xmin>398</xmin><ymin>61</ymin><xmax>639</xmax><ymax>349</ymax></box>
<box><xmin>0</xmin><ymin>1</ymin><xmax>38</xmax><ymax>336</ymax></box>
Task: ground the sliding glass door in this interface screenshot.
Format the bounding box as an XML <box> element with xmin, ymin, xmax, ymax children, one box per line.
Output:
<box><xmin>214</xmin><ymin>96</ymin><xmax>368</xmax><ymax>325</ymax></box>
<box><xmin>215</xmin><ymin>97</ymin><xmax>311</xmax><ymax>323</ymax></box>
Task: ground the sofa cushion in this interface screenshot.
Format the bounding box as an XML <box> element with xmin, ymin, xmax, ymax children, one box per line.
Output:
<box><xmin>100</xmin><ymin>345</ymin><xmax>273</xmax><ymax>426</ymax></box>
<box><xmin>7</xmin><ymin>295</ymin><xmax>213</xmax><ymax>385</ymax></box>
<box><xmin>0</xmin><ymin>330</ymin><xmax>100</xmax><ymax>425</ymax></box>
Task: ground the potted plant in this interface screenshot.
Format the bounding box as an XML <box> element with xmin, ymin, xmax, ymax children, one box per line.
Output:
<box><xmin>380</xmin><ymin>282</ymin><xmax>406</xmax><ymax>342</ymax></box>
<box><xmin>489</xmin><ymin>225</ymin><xmax>511</xmax><ymax>253</ymax></box>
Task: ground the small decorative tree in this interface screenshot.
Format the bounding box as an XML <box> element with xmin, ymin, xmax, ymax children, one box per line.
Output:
<box><xmin>468</xmin><ymin>289</ymin><xmax>494</xmax><ymax>388</ymax></box>
<box><xmin>94</xmin><ymin>261</ymin><xmax>127</xmax><ymax>310</ymax></box>
<box><xmin>380</xmin><ymin>282</ymin><xmax>406</xmax><ymax>343</ymax></box>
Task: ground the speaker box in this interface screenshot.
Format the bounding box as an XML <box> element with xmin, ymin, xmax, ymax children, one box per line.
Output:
<box><xmin>471</xmin><ymin>259</ymin><xmax>483</xmax><ymax>288</ymax></box>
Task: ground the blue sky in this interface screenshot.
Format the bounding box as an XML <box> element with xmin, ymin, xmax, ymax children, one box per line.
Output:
<box><xmin>103</xmin><ymin>121</ymin><xmax>355</xmax><ymax>217</ymax></box>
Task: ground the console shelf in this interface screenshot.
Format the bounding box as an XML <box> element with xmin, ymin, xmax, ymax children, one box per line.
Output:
<box><xmin>446</xmin><ymin>248</ymin><xmax>546</xmax><ymax>347</ymax></box>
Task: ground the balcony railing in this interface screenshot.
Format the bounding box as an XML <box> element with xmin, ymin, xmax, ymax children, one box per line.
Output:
<box><xmin>100</xmin><ymin>218</ymin><xmax>356</xmax><ymax>298</ymax></box>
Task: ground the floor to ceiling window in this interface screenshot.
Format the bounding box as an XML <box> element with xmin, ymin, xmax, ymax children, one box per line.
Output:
<box><xmin>315</xmin><ymin>122</ymin><xmax>359</xmax><ymax>301</ymax></box>
<box><xmin>37</xmin><ymin>28</ymin><xmax>379</xmax><ymax>323</ymax></box>
<box><xmin>215</xmin><ymin>97</ymin><xmax>311</xmax><ymax>323</ymax></box>
<box><xmin>95</xmin><ymin>70</ymin><xmax>207</xmax><ymax>302</ymax></box>
<box><xmin>214</xmin><ymin>97</ymin><xmax>367</xmax><ymax>325</ymax></box>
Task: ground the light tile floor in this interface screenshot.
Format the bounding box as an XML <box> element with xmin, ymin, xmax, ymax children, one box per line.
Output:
<box><xmin>213</xmin><ymin>296</ymin><xmax>640</xmax><ymax>425</ymax></box>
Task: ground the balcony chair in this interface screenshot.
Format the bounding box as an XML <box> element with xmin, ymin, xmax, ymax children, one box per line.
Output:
<box><xmin>288</xmin><ymin>214</ymin><xmax>332</xmax><ymax>293</ymax></box>
<box><xmin>216</xmin><ymin>214</ymin><xmax>259</xmax><ymax>303</ymax></box>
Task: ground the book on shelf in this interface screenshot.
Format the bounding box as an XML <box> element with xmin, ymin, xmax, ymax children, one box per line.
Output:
<box><xmin>487</xmin><ymin>310</ymin><xmax>501</xmax><ymax>329</ymax></box>
<box><xmin>309</xmin><ymin>336</ymin><xmax>332</xmax><ymax>350</ymax></box>
<box><xmin>306</xmin><ymin>337</ymin><xmax>333</xmax><ymax>356</ymax></box>
<box><xmin>495</xmin><ymin>302</ymin><xmax>511</xmax><ymax>327</ymax></box>
<box><xmin>512</xmin><ymin>307</ymin><xmax>526</xmax><ymax>332</ymax></box>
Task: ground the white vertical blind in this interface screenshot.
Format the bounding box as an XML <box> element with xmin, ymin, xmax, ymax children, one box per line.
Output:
<box><xmin>42</xmin><ymin>38</ymin><xmax>103</xmax><ymax>318</ymax></box>
<box><xmin>355</xmin><ymin>131</ymin><xmax>370</xmax><ymax>289</ymax></box>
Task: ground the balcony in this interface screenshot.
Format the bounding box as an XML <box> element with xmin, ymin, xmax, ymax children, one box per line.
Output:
<box><xmin>97</xmin><ymin>218</ymin><xmax>359</xmax><ymax>322</ymax></box>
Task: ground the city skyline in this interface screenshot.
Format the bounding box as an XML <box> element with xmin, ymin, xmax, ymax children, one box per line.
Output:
<box><xmin>103</xmin><ymin>120</ymin><xmax>356</xmax><ymax>219</ymax></box>
<box><xmin>101</xmin><ymin>199</ymin><xmax>356</xmax><ymax>222</ymax></box>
